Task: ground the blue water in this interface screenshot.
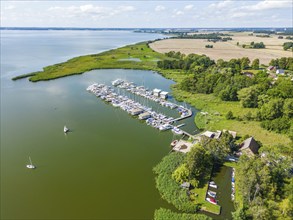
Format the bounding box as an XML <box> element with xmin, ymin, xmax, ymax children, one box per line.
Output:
<box><xmin>1</xmin><ymin>30</ymin><xmax>198</xmax><ymax>219</ymax></box>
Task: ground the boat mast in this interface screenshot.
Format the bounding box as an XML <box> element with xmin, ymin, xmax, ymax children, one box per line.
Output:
<box><xmin>29</xmin><ymin>156</ymin><xmax>33</xmax><ymax>166</ymax></box>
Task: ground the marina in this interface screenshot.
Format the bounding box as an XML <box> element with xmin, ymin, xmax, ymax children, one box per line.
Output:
<box><xmin>87</xmin><ymin>80</ymin><xmax>193</xmax><ymax>133</ymax></box>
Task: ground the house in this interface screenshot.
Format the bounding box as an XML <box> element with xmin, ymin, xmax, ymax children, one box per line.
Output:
<box><xmin>160</xmin><ymin>91</ymin><xmax>168</xmax><ymax>99</ymax></box>
<box><xmin>201</xmin><ymin>130</ymin><xmax>222</xmax><ymax>139</ymax></box>
<box><xmin>153</xmin><ymin>88</ymin><xmax>161</xmax><ymax>97</ymax></box>
<box><xmin>239</xmin><ymin>137</ymin><xmax>260</xmax><ymax>156</ymax></box>
<box><xmin>276</xmin><ymin>69</ymin><xmax>285</xmax><ymax>75</ymax></box>
<box><xmin>267</xmin><ymin>66</ymin><xmax>275</xmax><ymax>71</ymax></box>
<box><xmin>242</xmin><ymin>72</ymin><xmax>254</xmax><ymax>78</ymax></box>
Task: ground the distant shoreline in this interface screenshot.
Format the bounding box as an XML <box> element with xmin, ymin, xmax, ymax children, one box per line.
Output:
<box><xmin>1</xmin><ymin>27</ymin><xmax>291</xmax><ymax>31</ymax></box>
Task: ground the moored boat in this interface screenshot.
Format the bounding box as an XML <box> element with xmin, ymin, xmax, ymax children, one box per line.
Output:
<box><xmin>172</xmin><ymin>126</ymin><xmax>183</xmax><ymax>135</ymax></box>
<box><xmin>209</xmin><ymin>181</ymin><xmax>218</xmax><ymax>189</ymax></box>
<box><xmin>206</xmin><ymin>197</ymin><xmax>217</xmax><ymax>205</ymax></box>
<box><xmin>207</xmin><ymin>190</ymin><xmax>217</xmax><ymax>198</ymax></box>
<box><xmin>170</xmin><ymin>140</ymin><xmax>178</xmax><ymax>147</ymax></box>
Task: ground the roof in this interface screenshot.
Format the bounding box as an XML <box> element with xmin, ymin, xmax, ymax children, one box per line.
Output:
<box><xmin>276</xmin><ymin>69</ymin><xmax>285</xmax><ymax>73</ymax></box>
<box><xmin>160</xmin><ymin>91</ymin><xmax>168</xmax><ymax>95</ymax></box>
<box><xmin>202</xmin><ymin>131</ymin><xmax>215</xmax><ymax>138</ymax></box>
<box><xmin>180</xmin><ymin>182</ymin><xmax>191</xmax><ymax>188</ymax></box>
<box><xmin>139</xmin><ymin>112</ymin><xmax>151</xmax><ymax>117</ymax></box>
<box><xmin>130</xmin><ymin>108</ymin><xmax>143</xmax><ymax>113</ymax></box>
<box><xmin>153</xmin><ymin>88</ymin><xmax>161</xmax><ymax>93</ymax></box>
<box><xmin>240</xmin><ymin>137</ymin><xmax>260</xmax><ymax>155</ymax></box>
<box><xmin>267</xmin><ymin>66</ymin><xmax>275</xmax><ymax>70</ymax></box>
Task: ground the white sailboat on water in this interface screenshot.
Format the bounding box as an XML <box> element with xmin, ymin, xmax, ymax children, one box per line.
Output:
<box><xmin>26</xmin><ymin>156</ymin><xmax>36</xmax><ymax>169</ymax></box>
<box><xmin>64</xmin><ymin>125</ymin><xmax>69</xmax><ymax>133</ymax></box>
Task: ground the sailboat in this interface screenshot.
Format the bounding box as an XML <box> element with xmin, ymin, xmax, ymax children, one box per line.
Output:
<box><xmin>64</xmin><ymin>125</ymin><xmax>69</xmax><ymax>133</ymax></box>
<box><xmin>26</xmin><ymin>156</ymin><xmax>36</xmax><ymax>169</ymax></box>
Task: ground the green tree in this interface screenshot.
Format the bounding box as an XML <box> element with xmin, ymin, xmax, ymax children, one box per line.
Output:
<box><xmin>283</xmin><ymin>42</ymin><xmax>293</xmax><ymax>51</ymax></box>
<box><xmin>251</xmin><ymin>58</ymin><xmax>260</xmax><ymax>69</ymax></box>
<box><xmin>241</xmin><ymin>57</ymin><xmax>250</xmax><ymax>70</ymax></box>
<box><xmin>185</xmin><ymin>144</ymin><xmax>212</xmax><ymax>179</ymax></box>
<box><xmin>283</xmin><ymin>98</ymin><xmax>293</xmax><ymax>118</ymax></box>
<box><xmin>201</xmin><ymin>134</ymin><xmax>231</xmax><ymax>161</ymax></box>
<box><xmin>172</xmin><ymin>163</ymin><xmax>190</xmax><ymax>184</ymax></box>
<box><xmin>260</xmin><ymin>98</ymin><xmax>284</xmax><ymax>120</ymax></box>
<box><xmin>232</xmin><ymin>208</ymin><xmax>247</xmax><ymax>220</ymax></box>
<box><xmin>238</xmin><ymin>86</ymin><xmax>260</xmax><ymax>108</ymax></box>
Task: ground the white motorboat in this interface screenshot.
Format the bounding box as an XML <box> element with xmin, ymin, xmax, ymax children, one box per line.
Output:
<box><xmin>64</xmin><ymin>126</ymin><xmax>69</xmax><ymax>133</ymax></box>
<box><xmin>207</xmin><ymin>190</ymin><xmax>217</xmax><ymax>198</ymax></box>
<box><xmin>159</xmin><ymin>124</ymin><xmax>173</xmax><ymax>131</ymax></box>
<box><xmin>209</xmin><ymin>181</ymin><xmax>218</xmax><ymax>189</ymax></box>
<box><xmin>172</xmin><ymin>127</ymin><xmax>183</xmax><ymax>135</ymax></box>
<box><xmin>26</xmin><ymin>156</ymin><xmax>36</xmax><ymax>169</ymax></box>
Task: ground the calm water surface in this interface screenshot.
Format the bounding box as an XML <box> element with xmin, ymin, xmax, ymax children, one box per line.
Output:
<box><xmin>1</xmin><ymin>30</ymin><xmax>198</xmax><ymax>219</ymax></box>
<box><xmin>1</xmin><ymin>30</ymin><xmax>234</xmax><ymax>219</ymax></box>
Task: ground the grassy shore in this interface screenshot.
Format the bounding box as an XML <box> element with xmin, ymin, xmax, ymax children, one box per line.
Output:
<box><xmin>171</xmin><ymin>88</ymin><xmax>291</xmax><ymax>146</ymax></box>
<box><xmin>14</xmin><ymin>42</ymin><xmax>171</xmax><ymax>82</ymax></box>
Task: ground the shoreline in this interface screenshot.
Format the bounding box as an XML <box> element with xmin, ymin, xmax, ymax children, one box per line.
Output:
<box><xmin>11</xmin><ymin>40</ymin><xmax>291</xmax><ymax>147</ymax></box>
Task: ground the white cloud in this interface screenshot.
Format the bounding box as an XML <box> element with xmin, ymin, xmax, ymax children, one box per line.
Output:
<box><xmin>241</xmin><ymin>0</ymin><xmax>292</xmax><ymax>11</ymax></box>
<box><xmin>155</xmin><ymin>5</ymin><xmax>165</xmax><ymax>12</ymax></box>
<box><xmin>5</xmin><ymin>5</ymin><xmax>15</xmax><ymax>10</ymax></box>
<box><xmin>209</xmin><ymin>0</ymin><xmax>233</xmax><ymax>9</ymax></box>
<box><xmin>48</xmin><ymin>4</ymin><xmax>135</xmax><ymax>19</ymax></box>
<box><xmin>176</xmin><ymin>10</ymin><xmax>184</xmax><ymax>15</ymax></box>
<box><xmin>231</xmin><ymin>12</ymin><xmax>254</xmax><ymax>18</ymax></box>
<box><xmin>184</xmin><ymin>5</ymin><xmax>194</xmax><ymax>10</ymax></box>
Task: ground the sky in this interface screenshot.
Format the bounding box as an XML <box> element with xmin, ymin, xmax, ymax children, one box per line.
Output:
<box><xmin>1</xmin><ymin>0</ymin><xmax>292</xmax><ymax>28</ymax></box>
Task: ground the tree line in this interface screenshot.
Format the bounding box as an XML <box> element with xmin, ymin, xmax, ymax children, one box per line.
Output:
<box><xmin>157</xmin><ymin>52</ymin><xmax>293</xmax><ymax>135</ymax></box>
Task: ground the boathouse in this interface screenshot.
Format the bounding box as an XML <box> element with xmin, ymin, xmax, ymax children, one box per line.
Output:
<box><xmin>139</xmin><ymin>112</ymin><xmax>151</xmax><ymax>120</ymax></box>
<box><xmin>130</xmin><ymin>108</ymin><xmax>144</xmax><ymax>116</ymax></box>
<box><xmin>153</xmin><ymin>88</ymin><xmax>161</xmax><ymax>97</ymax></box>
<box><xmin>160</xmin><ymin>91</ymin><xmax>168</xmax><ymax>99</ymax></box>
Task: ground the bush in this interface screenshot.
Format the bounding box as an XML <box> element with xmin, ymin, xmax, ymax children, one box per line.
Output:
<box><xmin>226</xmin><ymin>111</ymin><xmax>234</xmax><ymax>119</ymax></box>
<box><xmin>154</xmin><ymin>208</ymin><xmax>212</xmax><ymax>220</ymax></box>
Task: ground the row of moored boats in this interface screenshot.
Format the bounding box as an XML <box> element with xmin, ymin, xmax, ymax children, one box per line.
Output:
<box><xmin>206</xmin><ymin>181</ymin><xmax>218</xmax><ymax>205</ymax></box>
<box><xmin>231</xmin><ymin>168</ymin><xmax>235</xmax><ymax>201</ymax></box>
<box><xmin>112</xmin><ymin>79</ymin><xmax>191</xmax><ymax>118</ymax></box>
<box><xmin>86</xmin><ymin>83</ymin><xmax>186</xmax><ymax>133</ymax></box>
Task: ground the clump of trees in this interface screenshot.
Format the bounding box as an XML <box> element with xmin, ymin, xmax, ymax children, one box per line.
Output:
<box><xmin>250</xmin><ymin>41</ymin><xmax>266</xmax><ymax>48</ymax></box>
<box><xmin>283</xmin><ymin>42</ymin><xmax>293</xmax><ymax>51</ymax></box>
<box><xmin>157</xmin><ymin>53</ymin><xmax>293</xmax><ymax>135</ymax></box>
<box><xmin>269</xmin><ymin>57</ymin><xmax>293</xmax><ymax>70</ymax></box>
<box><xmin>205</xmin><ymin>45</ymin><xmax>213</xmax><ymax>48</ymax></box>
<box><xmin>233</xmin><ymin>145</ymin><xmax>292</xmax><ymax>220</ymax></box>
<box><xmin>153</xmin><ymin>152</ymin><xmax>197</xmax><ymax>212</ymax></box>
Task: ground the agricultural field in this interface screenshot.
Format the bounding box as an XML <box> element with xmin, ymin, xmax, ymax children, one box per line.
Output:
<box><xmin>149</xmin><ymin>32</ymin><xmax>292</xmax><ymax>65</ymax></box>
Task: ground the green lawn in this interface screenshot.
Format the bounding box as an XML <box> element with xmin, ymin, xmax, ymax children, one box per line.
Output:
<box><xmin>190</xmin><ymin>181</ymin><xmax>221</xmax><ymax>215</ymax></box>
<box><xmin>171</xmin><ymin>88</ymin><xmax>291</xmax><ymax>147</ymax></box>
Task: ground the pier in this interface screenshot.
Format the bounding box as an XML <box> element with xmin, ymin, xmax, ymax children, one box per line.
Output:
<box><xmin>87</xmin><ymin>80</ymin><xmax>193</xmax><ymax>134</ymax></box>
